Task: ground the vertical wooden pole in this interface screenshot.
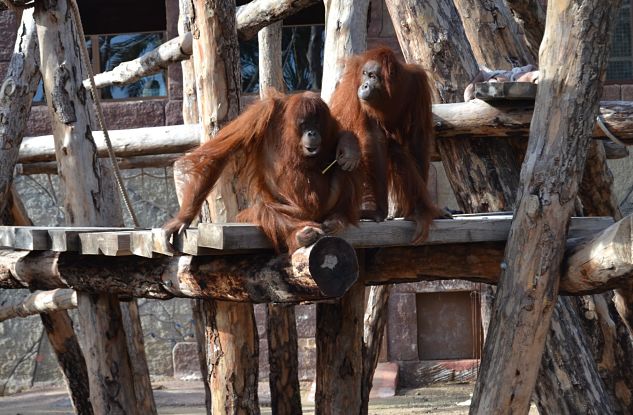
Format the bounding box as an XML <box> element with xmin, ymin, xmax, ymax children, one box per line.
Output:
<box><xmin>190</xmin><ymin>1</ymin><xmax>260</xmax><ymax>413</ymax></box>
<box><xmin>258</xmin><ymin>21</ymin><xmax>303</xmax><ymax>415</ymax></box>
<box><xmin>0</xmin><ymin>8</ymin><xmax>95</xmax><ymax>415</ymax></box>
<box><xmin>177</xmin><ymin>1</ymin><xmax>212</xmax><ymax>412</ymax></box>
<box><xmin>33</xmin><ymin>0</ymin><xmax>140</xmax><ymax>413</ymax></box>
<box><xmin>318</xmin><ymin>1</ymin><xmax>369</xmax><ymax>412</ymax></box>
<box><xmin>470</xmin><ymin>2</ymin><xmax>621</xmax><ymax>412</ymax></box>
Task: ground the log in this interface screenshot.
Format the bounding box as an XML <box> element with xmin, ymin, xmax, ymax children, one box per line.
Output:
<box><xmin>362</xmin><ymin>214</ymin><xmax>633</xmax><ymax>295</ymax></box>
<box><xmin>83</xmin><ymin>33</ymin><xmax>193</xmax><ymax>91</ymax></box>
<box><xmin>470</xmin><ymin>2</ymin><xmax>622</xmax><ymax>413</ymax></box>
<box><xmin>0</xmin><ymin>289</ymin><xmax>76</xmax><ymax>321</ymax></box>
<box><xmin>454</xmin><ymin>0</ymin><xmax>536</xmax><ymax>67</ymax></box>
<box><xmin>0</xmin><ymin>7</ymin><xmax>40</xmax><ymax>216</ymax></box>
<box><xmin>16</xmin><ymin>153</ymin><xmax>182</xmax><ymax>175</ymax></box>
<box><xmin>0</xmin><ymin>236</ymin><xmax>359</xmax><ymax>302</ymax></box>
<box><xmin>18</xmin><ymin>124</ymin><xmax>199</xmax><ymax>164</ymax></box>
<box><xmin>177</xmin><ymin>0</ymin><xmax>210</xmax><ymax>411</ymax></box>
<box><xmin>316</xmin><ymin>282</ymin><xmax>365</xmax><ymax>414</ymax></box>
<box><xmin>15</xmin><ymin>100</ymin><xmax>633</xmax><ymax>168</ymax></box>
<box><xmin>361</xmin><ymin>284</ymin><xmax>391</xmax><ymax>414</ymax></box>
<box><xmin>504</xmin><ymin>0</ymin><xmax>546</xmax><ymax>58</ymax></box>
<box><xmin>33</xmin><ymin>0</ymin><xmax>146</xmax><ymax>413</ymax></box>
<box><xmin>236</xmin><ymin>0</ymin><xmax>320</xmax><ymax>41</ymax></box>
<box><xmin>320</xmin><ymin>0</ymin><xmax>369</xmax><ymax>102</ymax></box>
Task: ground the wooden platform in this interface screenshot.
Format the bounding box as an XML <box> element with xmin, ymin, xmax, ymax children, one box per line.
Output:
<box><xmin>0</xmin><ymin>215</ymin><xmax>614</xmax><ymax>258</ymax></box>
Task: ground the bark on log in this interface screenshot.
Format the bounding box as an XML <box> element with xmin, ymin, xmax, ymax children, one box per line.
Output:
<box><xmin>533</xmin><ymin>296</ymin><xmax>615</xmax><ymax>413</ymax></box>
<box><xmin>121</xmin><ymin>301</ymin><xmax>158</xmax><ymax>415</ymax></box>
<box><xmin>177</xmin><ymin>0</ymin><xmax>211</xmax><ymax>411</ymax></box>
<box><xmin>385</xmin><ymin>0</ymin><xmax>478</xmax><ymax>103</ymax></box>
<box><xmin>15</xmin><ymin>100</ymin><xmax>633</xmax><ymax>167</ymax></box>
<box><xmin>361</xmin><ymin>284</ymin><xmax>391</xmax><ymax>414</ymax></box>
<box><xmin>236</xmin><ymin>0</ymin><xmax>320</xmax><ymax>41</ymax></box>
<box><xmin>320</xmin><ymin>0</ymin><xmax>370</xmax><ymax>102</ymax></box>
<box><xmin>0</xmin><ymin>236</ymin><xmax>359</xmax><ymax>301</ymax></box>
<box><xmin>470</xmin><ymin>2</ymin><xmax>622</xmax><ymax>413</ymax></box>
<box><xmin>453</xmin><ymin>0</ymin><xmax>536</xmax><ymax>67</ymax></box>
<box><xmin>504</xmin><ymin>0</ymin><xmax>546</xmax><ymax>59</ymax></box>
<box><xmin>258</xmin><ymin>21</ymin><xmax>302</xmax><ymax>415</ymax></box>
<box><xmin>361</xmin><ymin>213</ymin><xmax>633</xmax><ymax>295</ymax></box>
<box><xmin>316</xmin><ymin>282</ymin><xmax>365</xmax><ymax>414</ymax></box>
<box><xmin>83</xmin><ymin>33</ymin><xmax>193</xmax><ymax>91</ymax></box>
<box><xmin>39</xmin><ymin>310</ymin><xmax>94</xmax><ymax>415</ymax></box>
<box><xmin>18</xmin><ymin>124</ymin><xmax>199</xmax><ymax>164</ymax></box>
<box><xmin>33</xmin><ymin>0</ymin><xmax>148</xmax><ymax>412</ymax></box>
<box><xmin>16</xmin><ymin>153</ymin><xmax>182</xmax><ymax>175</ymax></box>
<box><xmin>0</xmin><ymin>7</ymin><xmax>40</xmax><ymax>216</ymax></box>
<box><xmin>0</xmin><ymin>289</ymin><xmax>76</xmax><ymax>322</ymax></box>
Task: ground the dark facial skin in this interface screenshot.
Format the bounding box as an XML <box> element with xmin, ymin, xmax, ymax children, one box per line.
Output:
<box><xmin>358</xmin><ymin>60</ymin><xmax>383</xmax><ymax>102</ymax></box>
<box><xmin>299</xmin><ymin>116</ymin><xmax>322</xmax><ymax>157</ymax></box>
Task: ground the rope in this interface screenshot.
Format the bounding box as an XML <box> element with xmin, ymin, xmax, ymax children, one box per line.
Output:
<box><xmin>596</xmin><ymin>114</ymin><xmax>627</xmax><ymax>147</ymax></box>
<box><xmin>67</xmin><ymin>0</ymin><xmax>140</xmax><ymax>227</ymax></box>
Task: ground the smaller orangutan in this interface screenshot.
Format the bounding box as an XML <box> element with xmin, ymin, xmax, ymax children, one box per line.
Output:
<box><xmin>330</xmin><ymin>47</ymin><xmax>441</xmax><ymax>244</ymax></box>
<box><xmin>162</xmin><ymin>90</ymin><xmax>362</xmax><ymax>253</ymax></box>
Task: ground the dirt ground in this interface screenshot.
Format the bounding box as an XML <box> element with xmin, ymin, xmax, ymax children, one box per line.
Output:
<box><xmin>0</xmin><ymin>381</ymin><xmax>538</xmax><ymax>414</ymax></box>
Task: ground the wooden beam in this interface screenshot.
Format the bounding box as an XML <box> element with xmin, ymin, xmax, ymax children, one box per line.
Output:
<box><xmin>16</xmin><ymin>153</ymin><xmax>182</xmax><ymax>175</ymax></box>
<box><xmin>15</xmin><ymin>100</ymin><xmax>633</xmax><ymax>168</ymax></box>
<box><xmin>0</xmin><ymin>216</ymin><xmax>614</xmax><ymax>254</ymax></box>
<box><xmin>0</xmin><ymin>236</ymin><xmax>359</xmax><ymax>302</ymax></box>
<box><xmin>0</xmin><ymin>289</ymin><xmax>76</xmax><ymax>322</ymax></box>
<box><xmin>196</xmin><ymin>216</ymin><xmax>612</xmax><ymax>250</ymax></box>
<box><xmin>1</xmin><ymin>214</ymin><xmax>632</xmax><ymax>298</ymax></box>
<box><xmin>83</xmin><ymin>33</ymin><xmax>193</xmax><ymax>91</ymax></box>
<box><xmin>18</xmin><ymin>124</ymin><xmax>199</xmax><ymax>164</ymax></box>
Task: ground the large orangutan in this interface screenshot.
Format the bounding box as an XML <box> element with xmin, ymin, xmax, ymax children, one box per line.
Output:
<box><xmin>162</xmin><ymin>90</ymin><xmax>362</xmax><ymax>253</ymax></box>
<box><xmin>330</xmin><ymin>47</ymin><xmax>441</xmax><ymax>243</ymax></box>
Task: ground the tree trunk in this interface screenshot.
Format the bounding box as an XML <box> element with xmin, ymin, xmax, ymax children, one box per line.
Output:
<box><xmin>318</xmin><ymin>1</ymin><xmax>369</xmax><ymax>411</ymax></box>
<box><xmin>533</xmin><ymin>296</ymin><xmax>615</xmax><ymax>413</ymax></box>
<box><xmin>361</xmin><ymin>284</ymin><xmax>391</xmax><ymax>414</ymax></box>
<box><xmin>177</xmin><ymin>1</ymin><xmax>212</xmax><ymax>411</ymax></box>
<box><xmin>504</xmin><ymin>0</ymin><xmax>546</xmax><ymax>59</ymax></box>
<box><xmin>470</xmin><ymin>2</ymin><xmax>621</xmax><ymax>413</ymax></box>
<box><xmin>0</xmin><ymin>8</ymin><xmax>94</xmax><ymax>415</ymax></box>
<box><xmin>320</xmin><ymin>0</ymin><xmax>370</xmax><ymax>102</ymax></box>
<box><xmin>384</xmin><ymin>0</ymin><xmax>477</xmax><ymax>103</ymax></box>
<box><xmin>120</xmin><ymin>301</ymin><xmax>158</xmax><ymax>415</ymax></box>
<box><xmin>0</xmin><ymin>7</ymin><xmax>40</xmax><ymax>218</ymax></box>
<box><xmin>33</xmin><ymin>0</ymin><xmax>145</xmax><ymax>413</ymax></box>
<box><xmin>190</xmin><ymin>0</ymin><xmax>259</xmax><ymax>412</ymax></box>
<box><xmin>453</xmin><ymin>0</ymin><xmax>536</xmax><ymax>67</ymax></box>
<box><xmin>258</xmin><ymin>21</ymin><xmax>302</xmax><ymax>415</ymax></box>
<box><xmin>316</xmin><ymin>282</ymin><xmax>365</xmax><ymax>414</ymax></box>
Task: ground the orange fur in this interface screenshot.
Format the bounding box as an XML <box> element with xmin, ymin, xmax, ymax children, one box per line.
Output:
<box><xmin>163</xmin><ymin>90</ymin><xmax>361</xmax><ymax>252</ymax></box>
<box><xmin>330</xmin><ymin>47</ymin><xmax>439</xmax><ymax>243</ymax></box>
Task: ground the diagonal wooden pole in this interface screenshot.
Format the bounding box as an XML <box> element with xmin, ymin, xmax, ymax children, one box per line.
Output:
<box><xmin>470</xmin><ymin>1</ymin><xmax>622</xmax><ymax>412</ymax></box>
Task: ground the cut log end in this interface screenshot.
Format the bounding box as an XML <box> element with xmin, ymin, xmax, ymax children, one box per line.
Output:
<box><xmin>292</xmin><ymin>236</ymin><xmax>359</xmax><ymax>298</ymax></box>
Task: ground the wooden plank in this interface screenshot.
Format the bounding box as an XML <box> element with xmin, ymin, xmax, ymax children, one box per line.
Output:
<box><xmin>197</xmin><ymin>216</ymin><xmax>614</xmax><ymax>250</ymax></box>
<box><xmin>0</xmin><ymin>226</ymin><xmax>51</xmax><ymax>250</ymax></box>
<box><xmin>48</xmin><ymin>227</ymin><xmax>127</xmax><ymax>251</ymax></box>
<box><xmin>475</xmin><ymin>81</ymin><xmax>537</xmax><ymax>101</ymax></box>
<box><xmin>79</xmin><ymin>232</ymin><xmax>132</xmax><ymax>256</ymax></box>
